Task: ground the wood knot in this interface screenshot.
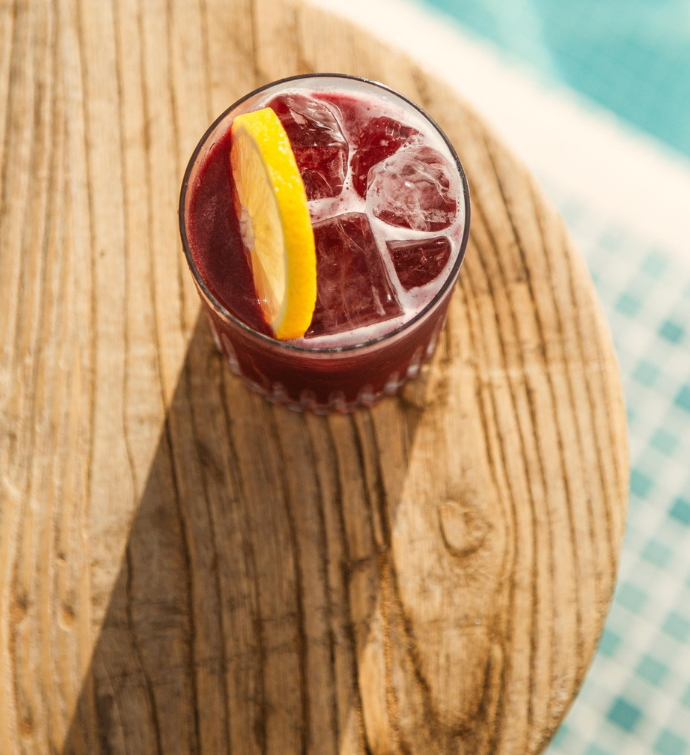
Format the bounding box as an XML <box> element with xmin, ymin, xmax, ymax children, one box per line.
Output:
<box><xmin>19</xmin><ymin>716</ymin><xmax>33</xmax><ymax>737</ymax></box>
<box><xmin>438</xmin><ymin>500</ymin><xmax>490</xmax><ymax>558</ymax></box>
<box><xmin>10</xmin><ymin>596</ymin><xmax>28</xmax><ymax>623</ymax></box>
<box><xmin>61</xmin><ymin>603</ymin><xmax>76</xmax><ymax>626</ymax></box>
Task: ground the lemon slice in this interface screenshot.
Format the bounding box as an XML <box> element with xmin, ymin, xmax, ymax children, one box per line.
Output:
<box><xmin>230</xmin><ymin>107</ymin><xmax>317</xmax><ymax>340</ymax></box>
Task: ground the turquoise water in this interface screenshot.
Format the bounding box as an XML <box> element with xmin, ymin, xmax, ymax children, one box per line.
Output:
<box><xmin>420</xmin><ymin>0</ymin><xmax>690</xmax><ymax>157</ymax></box>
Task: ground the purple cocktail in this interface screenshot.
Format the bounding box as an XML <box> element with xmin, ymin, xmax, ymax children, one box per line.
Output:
<box><xmin>179</xmin><ymin>74</ymin><xmax>470</xmax><ymax>414</ymax></box>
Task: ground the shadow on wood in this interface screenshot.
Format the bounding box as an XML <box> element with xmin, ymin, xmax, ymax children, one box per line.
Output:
<box><xmin>61</xmin><ymin>305</ymin><xmax>510</xmax><ymax>755</ymax></box>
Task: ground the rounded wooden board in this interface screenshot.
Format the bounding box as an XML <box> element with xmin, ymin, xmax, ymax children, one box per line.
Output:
<box><xmin>0</xmin><ymin>0</ymin><xmax>628</xmax><ymax>753</ymax></box>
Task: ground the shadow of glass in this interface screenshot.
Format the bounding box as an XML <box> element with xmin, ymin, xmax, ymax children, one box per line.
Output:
<box><xmin>62</xmin><ymin>311</ymin><xmax>506</xmax><ymax>755</ymax></box>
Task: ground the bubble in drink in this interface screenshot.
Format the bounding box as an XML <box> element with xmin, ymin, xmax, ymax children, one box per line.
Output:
<box><xmin>367</xmin><ymin>144</ymin><xmax>457</xmax><ymax>231</ymax></box>
<box><xmin>306</xmin><ymin>213</ymin><xmax>403</xmax><ymax>337</ymax></box>
<box><xmin>265</xmin><ymin>93</ymin><xmax>348</xmax><ymax>200</ymax></box>
<box><xmin>387</xmin><ymin>236</ymin><xmax>452</xmax><ymax>291</ymax></box>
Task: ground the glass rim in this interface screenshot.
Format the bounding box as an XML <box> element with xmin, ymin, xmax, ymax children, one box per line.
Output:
<box><xmin>178</xmin><ymin>72</ymin><xmax>471</xmax><ymax>355</ymax></box>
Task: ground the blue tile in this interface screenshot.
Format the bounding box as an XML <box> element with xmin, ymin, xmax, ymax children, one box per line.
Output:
<box><xmin>676</xmin><ymin>386</ymin><xmax>690</xmax><ymax>412</ymax></box>
<box><xmin>641</xmin><ymin>538</ymin><xmax>672</xmax><ymax>567</ymax></box>
<box><xmin>659</xmin><ymin>320</ymin><xmax>685</xmax><ymax>343</ymax></box>
<box><xmin>599</xmin><ymin>627</ymin><xmax>622</xmax><ymax>657</ymax></box>
<box><xmin>617</xmin><ymin>582</ymin><xmax>648</xmax><ymax>612</ymax></box>
<box><xmin>641</xmin><ymin>253</ymin><xmax>668</xmax><ymax>278</ymax></box>
<box><xmin>551</xmin><ymin>722</ymin><xmax>569</xmax><ymax>747</ymax></box>
<box><xmin>585</xmin><ymin>745</ymin><xmax>613</xmax><ymax>755</ymax></box>
<box><xmin>633</xmin><ymin>359</ymin><xmax>659</xmax><ymax>386</ymax></box>
<box><xmin>598</xmin><ymin>229</ymin><xmax>624</xmax><ymax>252</ymax></box>
<box><xmin>636</xmin><ymin>654</ymin><xmax>669</xmax><ymax>685</ymax></box>
<box><xmin>630</xmin><ymin>469</ymin><xmax>653</xmax><ymax>498</ymax></box>
<box><xmin>627</xmin><ymin>406</ymin><xmax>636</xmax><ymax>426</ymax></box>
<box><xmin>655</xmin><ymin>729</ymin><xmax>688</xmax><ymax>755</ymax></box>
<box><xmin>663</xmin><ymin>611</ymin><xmax>690</xmax><ymax>642</ymax></box>
<box><xmin>615</xmin><ymin>292</ymin><xmax>641</xmax><ymax>316</ymax></box>
<box><xmin>670</xmin><ymin>498</ymin><xmax>690</xmax><ymax>525</ymax></box>
<box><xmin>607</xmin><ymin>697</ymin><xmax>642</xmax><ymax>731</ymax></box>
<box><xmin>650</xmin><ymin>429</ymin><xmax>679</xmax><ymax>456</ymax></box>
<box><xmin>682</xmin><ymin>684</ymin><xmax>690</xmax><ymax>708</ymax></box>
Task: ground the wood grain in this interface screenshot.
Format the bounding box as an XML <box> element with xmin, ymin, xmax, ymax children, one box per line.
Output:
<box><xmin>0</xmin><ymin>0</ymin><xmax>628</xmax><ymax>752</ymax></box>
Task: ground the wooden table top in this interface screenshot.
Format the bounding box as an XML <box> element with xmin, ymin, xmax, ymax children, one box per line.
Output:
<box><xmin>0</xmin><ymin>0</ymin><xmax>628</xmax><ymax>752</ymax></box>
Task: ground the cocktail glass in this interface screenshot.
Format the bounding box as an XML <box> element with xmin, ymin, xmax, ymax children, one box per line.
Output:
<box><xmin>179</xmin><ymin>74</ymin><xmax>470</xmax><ymax>414</ymax></box>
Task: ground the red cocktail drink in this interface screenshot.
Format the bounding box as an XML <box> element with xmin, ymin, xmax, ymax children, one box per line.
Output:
<box><xmin>179</xmin><ymin>74</ymin><xmax>470</xmax><ymax>414</ymax></box>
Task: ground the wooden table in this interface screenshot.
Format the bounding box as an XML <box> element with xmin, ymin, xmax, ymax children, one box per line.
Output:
<box><xmin>0</xmin><ymin>0</ymin><xmax>628</xmax><ymax>752</ymax></box>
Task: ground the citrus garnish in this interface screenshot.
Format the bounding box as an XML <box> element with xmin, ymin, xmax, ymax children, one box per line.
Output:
<box><xmin>230</xmin><ymin>107</ymin><xmax>317</xmax><ymax>340</ymax></box>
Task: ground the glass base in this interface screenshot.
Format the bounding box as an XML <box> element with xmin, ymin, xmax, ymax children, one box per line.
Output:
<box><xmin>207</xmin><ymin>315</ymin><xmax>445</xmax><ymax>415</ymax></box>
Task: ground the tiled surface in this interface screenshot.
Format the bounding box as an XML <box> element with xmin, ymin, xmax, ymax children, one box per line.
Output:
<box><xmin>540</xmin><ymin>186</ymin><xmax>690</xmax><ymax>755</ymax></box>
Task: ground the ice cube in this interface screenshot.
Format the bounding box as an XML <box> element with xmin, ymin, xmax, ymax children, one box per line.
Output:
<box><xmin>387</xmin><ymin>236</ymin><xmax>452</xmax><ymax>290</ymax></box>
<box><xmin>314</xmin><ymin>93</ymin><xmax>419</xmax><ymax>196</ymax></box>
<box><xmin>368</xmin><ymin>145</ymin><xmax>457</xmax><ymax>231</ymax></box>
<box><xmin>306</xmin><ymin>213</ymin><xmax>403</xmax><ymax>337</ymax></box>
<box><xmin>349</xmin><ymin>116</ymin><xmax>419</xmax><ymax>197</ymax></box>
<box><xmin>266</xmin><ymin>93</ymin><xmax>348</xmax><ymax>200</ymax></box>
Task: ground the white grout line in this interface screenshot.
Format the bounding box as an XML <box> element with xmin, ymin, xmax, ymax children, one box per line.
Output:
<box><xmin>308</xmin><ymin>0</ymin><xmax>690</xmax><ymax>264</ymax></box>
